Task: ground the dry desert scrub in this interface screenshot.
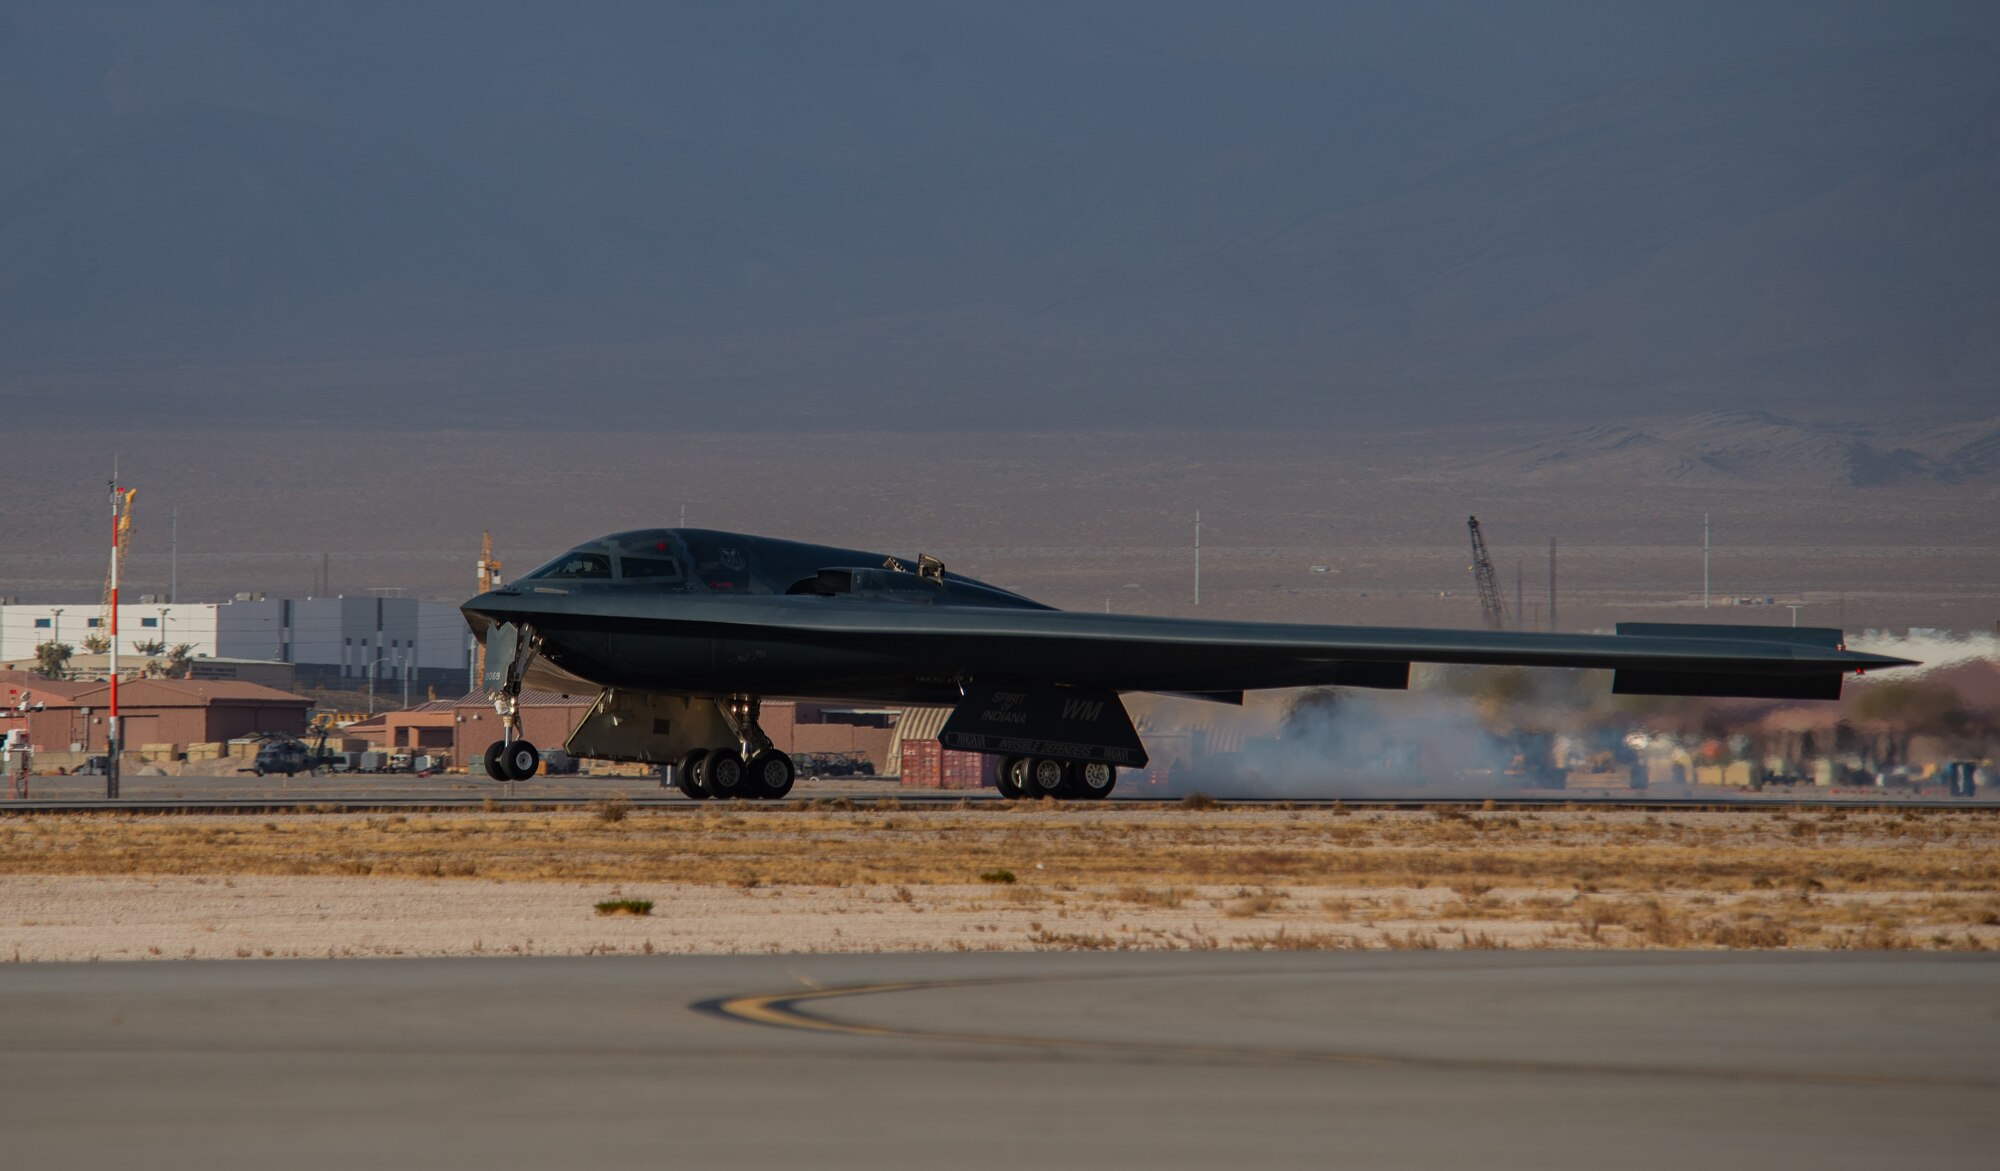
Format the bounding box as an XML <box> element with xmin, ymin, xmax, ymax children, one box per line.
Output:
<box><xmin>2</xmin><ymin>805</ymin><xmax>1997</xmax><ymax>952</ymax></box>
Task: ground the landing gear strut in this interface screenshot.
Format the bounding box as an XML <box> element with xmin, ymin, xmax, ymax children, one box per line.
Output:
<box><xmin>482</xmin><ymin>626</ymin><xmax>543</xmax><ymax>782</ymax></box>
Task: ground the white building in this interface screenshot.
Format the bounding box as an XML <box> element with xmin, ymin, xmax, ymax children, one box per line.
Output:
<box><xmin>0</xmin><ymin>597</ymin><xmax>472</xmax><ymax>688</ymax></box>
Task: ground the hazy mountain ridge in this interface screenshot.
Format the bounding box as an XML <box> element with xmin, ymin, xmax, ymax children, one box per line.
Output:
<box><xmin>1456</xmin><ymin>411</ymin><xmax>2000</xmax><ymax>487</ymax></box>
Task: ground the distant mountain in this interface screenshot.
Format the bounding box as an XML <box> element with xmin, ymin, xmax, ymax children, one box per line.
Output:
<box><xmin>1452</xmin><ymin>410</ymin><xmax>2000</xmax><ymax>488</ymax></box>
<box><xmin>1</xmin><ymin>6</ymin><xmax>1997</xmax><ymax>432</ymax></box>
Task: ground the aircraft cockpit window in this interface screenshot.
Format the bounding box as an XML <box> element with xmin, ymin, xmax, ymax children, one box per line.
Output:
<box><xmin>613</xmin><ymin>534</ymin><xmax>687</xmax><ymax>583</ymax></box>
<box><xmin>682</xmin><ymin>532</ymin><xmax>758</xmax><ymax>592</ymax></box>
<box><xmin>620</xmin><ymin>555</ymin><xmax>682</xmax><ymax>580</ymax></box>
<box><xmin>523</xmin><ymin>550</ymin><xmax>614</xmax><ymax>580</ymax></box>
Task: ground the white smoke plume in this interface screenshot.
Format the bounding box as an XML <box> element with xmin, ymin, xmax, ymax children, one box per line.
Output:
<box><xmin>1848</xmin><ymin>631</ymin><xmax>2000</xmax><ymax>676</ymax></box>
<box><xmin>1141</xmin><ymin>669</ymin><xmax>1555</xmax><ymax>800</ymax></box>
<box><xmin>1133</xmin><ymin>631</ymin><xmax>2000</xmax><ymax>800</ymax></box>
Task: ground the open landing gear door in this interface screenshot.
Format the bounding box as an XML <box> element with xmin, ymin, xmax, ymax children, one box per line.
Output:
<box><xmin>481</xmin><ymin>623</ymin><xmax>517</xmax><ymax>696</ymax></box>
<box><xmin>940</xmin><ymin>684</ymin><xmax>1148</xmax><ymax>768</ymax></box>
<box><xmin>566</xmin><ymin>691</ymin><xmax>739</xmax><ymax>765</ymax></box>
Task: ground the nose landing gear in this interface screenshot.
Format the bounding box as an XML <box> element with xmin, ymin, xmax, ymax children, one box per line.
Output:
<box><xmin>482</xmin><ymin>625</ymin><xmax>544</xmax><ymax>782</ymax></box>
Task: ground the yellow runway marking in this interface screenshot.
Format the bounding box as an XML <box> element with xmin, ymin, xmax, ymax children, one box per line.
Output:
<box><xmin>701</xmin><ymin>975</ymin><xmax>1995</xmax><ymax>1090</ymax></box>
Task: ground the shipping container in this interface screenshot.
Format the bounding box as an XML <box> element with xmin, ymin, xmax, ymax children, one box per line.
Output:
<box><xmin>899</xmin><ymin>739</ymin><xmax>992</xmax><ymax>789</ymax></box>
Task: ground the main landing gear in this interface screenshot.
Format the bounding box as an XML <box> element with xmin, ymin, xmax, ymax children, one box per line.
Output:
<box><xmin>994</xmin><ymin>756</ymin><xmax>1117</xmax><ymax>800</ymax></box>
<box><xmin>671</xmin><ymin>695</ymin><xmax>795</xmax><ymax>801</ymax></box>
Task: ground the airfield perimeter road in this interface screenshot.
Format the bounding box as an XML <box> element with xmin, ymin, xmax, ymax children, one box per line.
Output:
<box><xmin>6</xmin><ymin>770</ymin><xmax>1992</xmax><ymax>812</ymax></box>
<box><xmin>2</xmin><ymin>953</ymin><xmax>1993</xmax><ymax>1170</ymax></box>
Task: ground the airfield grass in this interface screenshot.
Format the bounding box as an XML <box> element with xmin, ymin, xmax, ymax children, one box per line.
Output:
<box><xmin>3</xmin><ymin>804</ymin><xmax>1997</xmax><ymax>951</ymax></box>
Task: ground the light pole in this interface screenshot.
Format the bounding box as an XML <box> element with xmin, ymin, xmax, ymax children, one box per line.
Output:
<box><xmin>363</xmin><ymin>655</ymin><xmax>398</xmax><ymax>717</ymax></box>
<box><xmin>1702</xmin><ymin>513</ymin><xmax>1710</xmax><ymax>609</ymax></box>
<box><xmin>46</xmin><ymin>608</ymin><xmax>67</xmax><ymax>680</ymax></box>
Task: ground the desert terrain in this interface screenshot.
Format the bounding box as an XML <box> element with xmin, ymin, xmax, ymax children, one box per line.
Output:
<box><xmin>5</xmin><ymin>803</ymin><xmax>1995</xmax><ymax>961</ymax></box>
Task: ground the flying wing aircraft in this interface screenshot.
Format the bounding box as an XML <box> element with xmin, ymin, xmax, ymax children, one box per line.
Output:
<box><xmin>461</xmin><ymin>528</ymin><xmax>1913</xmax><ymax>799</ymax></box>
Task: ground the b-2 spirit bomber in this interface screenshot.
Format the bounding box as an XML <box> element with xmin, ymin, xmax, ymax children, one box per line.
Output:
<box><xmin>462</xmin><ymin>529</ymin><xmax>1912</xmax><ymax>799</ymax></box>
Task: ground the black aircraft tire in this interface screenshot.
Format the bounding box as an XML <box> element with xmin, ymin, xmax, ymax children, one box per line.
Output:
<box><xmin>1028</xmin><ymin>757</ymin><xmax>1069</xmax><ymax>799</ymax></box>
<box><xmin>675</xmin><ymin>750</ymin><xmax>711</xmax><ymax>799</ymax></box>
<box><xmin>702</xmin><ymin>749</ymin><xmax>749</xmax><ymax>799</ymax></box>
<box><xmin>747</xmin><ymin>749</ymin><xmax>795</xmax><ymax>800</ymax></box>
<box><xmin>994</xmin><ymin>757</ymin><xmax>1026</xmax><ymax>799</ymax></box>
<box><xmin>483</xmin><ymin>741</ymin><xmax>509</xmax><ymax>781</ymax></box>
<box><xmin>503</xmin><ymin>741</ymin><xmax>540</xmax><ymax>781</ymax></box>
<box><xmin>1077</xmin><ymin>761</ymin><xmax>1117</xmax><ymax>800</ymax></box>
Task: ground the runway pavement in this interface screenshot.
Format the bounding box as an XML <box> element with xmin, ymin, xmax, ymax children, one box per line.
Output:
<box><xmin>7</xmin><ymin>768</ymin><xmax>1989</xmax><ymax>812</ymax></box>
<box><xmin>2</xmin><ymin>952</ymin><xmax>1994</xmax><ymax>1170</ymax></box>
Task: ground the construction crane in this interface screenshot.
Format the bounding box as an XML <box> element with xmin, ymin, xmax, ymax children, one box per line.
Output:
<box><xmin>473</xmin><ymin>531</ymin><xmax>502</xmax><ymax>685</ymax></box>
<box><xmin>1466</xmin><ymin>515</ymin><xmax>1506</xmax><ymax>631</ymax></box>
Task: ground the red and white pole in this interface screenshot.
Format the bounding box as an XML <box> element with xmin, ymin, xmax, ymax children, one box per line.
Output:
<box><xmin>107</xmin><ymin>482</ymin><xmax>121</xmax><ymax>800</ymax></box>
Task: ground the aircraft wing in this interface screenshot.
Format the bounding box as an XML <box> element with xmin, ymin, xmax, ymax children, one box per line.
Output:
<box><xmin>714</xmin><ymin>602</ymin><xmax>1913</xmax><ymax>700</ymax></box>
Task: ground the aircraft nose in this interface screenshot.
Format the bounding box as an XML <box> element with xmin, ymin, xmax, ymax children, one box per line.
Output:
<box><xmin>461</xmin><ymin>591</ymin><xmax>516</xmax><ymax>634</ymax></box>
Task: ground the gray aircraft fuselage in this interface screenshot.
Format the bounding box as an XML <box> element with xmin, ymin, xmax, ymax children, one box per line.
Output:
<box><xmin>461</xmin><ymin>528</ymin><xmax>1912</xmax><ymax>707</ymax></box>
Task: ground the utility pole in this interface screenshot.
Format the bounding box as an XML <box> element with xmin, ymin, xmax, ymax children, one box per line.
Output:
<box><xmin>1515</xmin><ymin>560</ymin><xmax>1523</xmax><ymax>627</ymax></box>
<box><xmin>1702</xmin><ymin>513</ymin><xmax>1710</xmax><ymax>609</ymax></box>
<box><xmin>107</xmin><ymin>482</ymin><xmax>134</xmax><ymax>800</ymax></box>
<box><xmin>170</xmin><ymin>507</ymin><xmax>178</xmax><ymax>604</ymax></box>
<box><xmin>1546</xmin><ymin>537</ymin><xmax>1558</xmax><ymax>633</ymax></box>
<box><xmin>1194</xmin><ymin>511</ymin><xmax>1201</xmax><ymax>607</ymax></box>
<box><xmin>1785</xmin><ymin>603</ymin><xmax>1803</xmax><ymax>627</ymax></box>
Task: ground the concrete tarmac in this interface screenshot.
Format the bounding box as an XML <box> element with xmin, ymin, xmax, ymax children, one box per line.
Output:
<box><xmin>3</xmin><ymin>952</ymin><xmax>1995</xmax><ymax>1170</ymax></box>
<box><xmin>10</xmin><ymin>768</ymin><xmax>1989</xmax><ymax>811</ymax></box>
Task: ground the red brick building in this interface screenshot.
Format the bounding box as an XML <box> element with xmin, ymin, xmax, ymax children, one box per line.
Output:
<box><xmin>345</xmin><ymin>701</ymin><xmax>459</xmax><ymax>754</ymax></box>
<box><xmin>449</xmin><ymin>690</ymin><xmax>597</xmax><ymax>768</ymax></box>
<box><xmin>11</xmin><ymin>677</ymin><xmax>313</xmax><ymax>752</ymax></box>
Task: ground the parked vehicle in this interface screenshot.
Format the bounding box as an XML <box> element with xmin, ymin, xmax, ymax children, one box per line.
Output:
<box><xmin>249</xmin><ymin>718</ymin><xmax>344</xmax><ymax>777</ymax></box>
